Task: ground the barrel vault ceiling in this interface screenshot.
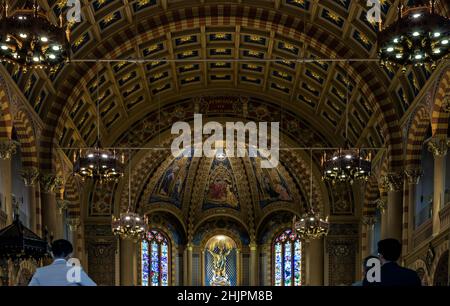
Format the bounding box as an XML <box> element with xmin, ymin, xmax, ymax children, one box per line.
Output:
<box><xmin>3</xmin><ymin>0</ymin><xmax>450</xmax><ymax>161</ymax></box>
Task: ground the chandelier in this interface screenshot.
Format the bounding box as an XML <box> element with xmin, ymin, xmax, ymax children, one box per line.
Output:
<box><xmin>73</xmin><ymin>148</ymin><xmax>124</xmax><ymax>182</ymax></box>
<box><xmin>322</xmin><ymin>147</ymin><xmax>372</xmax><ymax>184</ymax></box>
<box><xmin>112</xmin><ymin>212</ymin><xmax>147</xmax><ymax>241</ymax></box>
<box><xmin>378</xmin><ymin>0</ymin><xmax>450</xmax><ymax>69</ymax></box>
<box><xmin>0</xmin><ymin>0</ymin><xmax>69</xmax><ymax>70</ymax></box>
<box><xmin>293</xmin><ymin>210</ymin><xmax>329</xmax><ymax>240</ymax></box>
<box><xmin>112</xmin><ymin>149</ymin><xmax>147</xmax><ymax>241</ymax></box>
<box><xmin>294</xmin><ymin>149</ymin><xmax>330</xmax><ymax>240</ymax></box>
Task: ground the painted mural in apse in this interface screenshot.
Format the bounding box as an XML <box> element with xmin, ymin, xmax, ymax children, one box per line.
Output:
<box><xmin>251</xmin><ymin>155</ymin><xmax>292</xmax><ymax>208</ymax></box>
<box><xmin>150</xmin><ymin>154</ymin><xmax>192</xmax><ymax>207</ymax></box>
<box><xmin>203</xmin><ymin>157</ymin><xmax>239</xmax><ymax>210</ymax></box>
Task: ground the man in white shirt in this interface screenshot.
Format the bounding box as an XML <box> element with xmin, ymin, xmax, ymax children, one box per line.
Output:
<box><xmin>29</xmin><ymin>239</ymin><xmax>96</xmax><ymax>286</ymax></box>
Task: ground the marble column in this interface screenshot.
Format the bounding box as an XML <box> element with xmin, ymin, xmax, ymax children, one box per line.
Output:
<box><xmin>427</xmin><ymin>137</ymin><xmax>447</xmax><ymax>236</ymax></box>
<box><xmin>39</xmin><ymin>174</ymin><xmax>63</xmax><ymax>239</ymax></box>
<box><xmin>249</xmin><ymin>242</ymin><xmax>258</xmax><ymax>286</ymax></box>
<box><xmin>382</xmin><ymin>173</ymin><xmax>404</xmax><ymax>241</ymax></box>
<box><xmin>67</xmin><ymin>217</ymin><xmax>80</xmax><ymax>258</ymax></box>
<box><xmin>186</xmin><ymin>243</ymin><xmax>193</xmax><ymax>286</ymax></box>
<box><xmin>377</xmin><ymin>197</ymin><xmax>388</xmax><ymax>240</ymax></box>
<box><xmin>362</xmin><ymin>215</ymin><xmax>376</xmax><ymax>257</ymax></box>
<box><xmin>307</xmin><ymin>238</ymin><xmax>324</xmax><ymax>285</ymax></box>
<box><xmin>120</xmin><ymin>239</ymin><xmax>136</xmax><ymax>286</ymax></box>
<box><xmin>0</xmin><ymin>140</ymin><xmax>17</xmax><ymax>224</ymax></box>
<box><xmin>20</xmin><ymin>168</ymin><xmax>40</xmax><ymax>232</ymax></box>
<box><xmin>404</xmin><ymin>168</ymin><xmax>422</xmax><ymax>251</ymax></box>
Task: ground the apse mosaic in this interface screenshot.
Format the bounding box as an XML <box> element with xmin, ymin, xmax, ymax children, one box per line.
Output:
<box><xmin>273</xmin><ymin>229</ymin><xmax>302</xmax><ymax>286</ymax></box>
<box><xmin>141</xmin><ymin>230</ymin><xmax>170</xmax><ymax>286</ymax></box>
<box><xmin>203</xmin><ymin>157</ymin><xmax>240</xmax><ymax>210</ymax></box>
<box><xmin>251</xmin><ymin>156</ymin><xmax>292</xmax><ymax>208</ymax></box>
<box><xmin>150</xmin><ymin>154</ymin><xmax>192</xmax><ymax>208</ymax></box>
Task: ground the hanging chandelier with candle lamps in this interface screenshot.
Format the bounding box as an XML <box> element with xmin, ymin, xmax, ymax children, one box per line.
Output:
<box><xmin>112</xmin><ymin>212</ymin><xmax>147</xmax><ymax>241</ymax></box>
<box><xmin>321</xmin><ymin>63</ymin><xmax>372</xmax><ymax>184</ymax></box>
<box><xmin>73</xmin><ymin>66</ymin><xmax>125</xmax><ymax>182</ymax></box>
<box><xmin>294</xmin><ymin>149</ymin><xmax>330</xmax><ymax>240</ymax></box>
<box><xmin>112</xmin><ymin>150</ymin><xmax>147</xmax><ymax>241</ymax></box>
<box><xmin>322</xmin><ymin>146</ymin><xmax>372</xmax><ymax>184</ymax></box>
<box><xmin>378</xmin><ymin>0</ymin><xmax>450</xmax><ymax>70</ymax></box>
<box><xmin>73</xmin><ymin>147</ymin><xmax>124</xmax><ymax>183</ymax></box>
<box><xmin>293</xmin><ymin>210</ymin><xmax>329</xmax><ymax>240</ymax></box>
<box><xmin>0</xmin><ymin>0</ymin><xmax>70</xmax><ymax>70</ymax></box>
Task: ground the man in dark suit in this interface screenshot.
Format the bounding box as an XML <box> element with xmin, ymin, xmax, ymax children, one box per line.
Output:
<box><xmin>364</xmin><ymin>238</ymin><xmax>421</xmax><ymax>286</ymax></box>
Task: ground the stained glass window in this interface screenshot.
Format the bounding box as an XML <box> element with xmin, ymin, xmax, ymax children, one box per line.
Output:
<box><xmin>141</xmin><ymin>230</ymin><xmax>170</xmax><ymax>286</ymax></box>
<box><xmin>272</xmin><ymin>229</ymin><xmax>302</xmax><ymax>286</ymax></box>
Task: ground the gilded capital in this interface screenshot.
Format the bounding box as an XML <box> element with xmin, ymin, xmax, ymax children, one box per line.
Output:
<box><xmin>362</xmin><ymin>215</ymin><xmax>377</xmax><ymax>226</ymax></box>
<box><xmin>0</xmin><ymin>140</ymin><xmax>19</xmax><ymax>160</ymax></box>
<box><xmin>67</xmin><ymin>217</ymin><xmax>80</xmax><ymax>232</ymax></box>
<box><xmin>404</xmin><ymin>167</ymin><xmax>423</xmax><ymax>185</ymax></box>
<box><xmin>375</xmin><ymin>198</ymin><xmax>387</xmax><ymax>212</ymax></box>
<box><xmin>56</xmin><ymin>198</ymin><xmax>70</xmax><ymax>214</ymax></box>
<box><xmin>20</xmin><ymin>168</ymin><xmax>40</xmax><ymax>186</ymax></box>
<box><xmin>380</xmin><ymin>172</ymin><xmax>404</xmax><ymax>192</ymax></box>
<box><xmin>427</xmin><ymin>137</ymin><xmax>447</xmax><ymax>157</ymax></box>
<box><xmin>39</xmin><ymin>174</ymin><xmax>64</xmax><ymax>193</ymax></box>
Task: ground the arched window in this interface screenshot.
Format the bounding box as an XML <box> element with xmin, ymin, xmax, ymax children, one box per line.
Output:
<box><xmin>141</xmin><ymin>230</ymin><xmax>170</xmax><ymax>286</ymax></box>
<box><xmin>272</xmin><ymin>229</ymin><xmax>302</xmax><ymax>286</ymax></box>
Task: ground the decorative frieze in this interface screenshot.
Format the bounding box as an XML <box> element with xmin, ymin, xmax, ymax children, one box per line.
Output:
<box><xmin>404</xmin><ymin>167</ymin><xmax>423</xmax><ymax>185</ymax></box>
<box><xmin>20</xmin><ymin>168</ymin><xmax>40</xmax><ymax>187</ymax></box>
<box><xmin>0</xmin><ymin>140</ymin><xmax>19</xmax><ymax>160</ymax></box>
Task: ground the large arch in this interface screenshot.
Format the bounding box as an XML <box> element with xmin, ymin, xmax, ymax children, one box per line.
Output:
<box><xmin>36</xmin><ymin>3</ymin><xmax>402</xmax><ymax>174</ymax></box>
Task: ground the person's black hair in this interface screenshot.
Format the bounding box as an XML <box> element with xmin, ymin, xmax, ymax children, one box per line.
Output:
<box><xmin>51</xmin><ymin>239</ymin><xmax>73</xmax><ymax>258</ymax></box>
<box><xmin>363</xmin><ymin>255</ymin><xmax>380</xmax><ymax>272</ymax></box>
<box><xmin>377</xmin><ymin>238</ymin><xmax>401</xmax><ymax>261</ymax></box>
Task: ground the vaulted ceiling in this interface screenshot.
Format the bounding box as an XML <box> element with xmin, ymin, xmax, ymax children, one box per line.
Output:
<box><xmin>4</xmin><ymin>0</ymin><xmax>450</xmax><ymax>162</ymax></box>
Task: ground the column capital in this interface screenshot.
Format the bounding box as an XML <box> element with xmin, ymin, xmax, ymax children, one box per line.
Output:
<box><xmin>380</xmin><ymin>172</ymin><xmax>404</xmax><ymax>192</ymax></box>
<box><xmin>56</xmin><ymin>198</ymin><xmax>70</xmax><ymax>214</ymax></box>
<box><xmin>39</xmin><ymin>174</ymin><xmax>64</xmax><ymax>193</ymax></box>
<box><xmin>0</xmin><ymin>140</ymin><xmax>19</xmax><ymax>160</ymax></box>
<box><xmin>67</xmin><ymin>217</ymin><xmax>80</xmax><ymax>232</ymax></box>
<box><xmin>427</xmin><ymin>137</ymin><xmax>448</xmax><ymax>157</ymax></box>
<box><xmin>20</xmin><ymin>168</ymin><xmax>40</xmax><ymax>187</ymax></box>
<box><xmin>362</xmin><ymin>215</ymin><xmax>377</xmax><ymax>226</ymax></box>
<box><xmin>375</xmin><ymin>198</ymin><xmax>387</xmax><ymax>212</ymax></box>
<box><xmin>404</xmin><ymin>167</ymin><xmax>423</xmax><ymax>185</ymax></box>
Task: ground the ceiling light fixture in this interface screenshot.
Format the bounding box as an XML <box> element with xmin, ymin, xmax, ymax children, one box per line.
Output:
<box><xmin>0</xmin><ymin>0</ymin><xmax>70</xmax><ymax>71</ymax></box>
<box><xmin>378</xmin><ymin>0</ymin><xmax>450</xmax><ymax>70</ymax></box>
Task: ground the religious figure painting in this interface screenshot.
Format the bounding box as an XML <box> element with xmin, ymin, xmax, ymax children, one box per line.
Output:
<box><xmin>151</xmin><ymin>154</ymin><xmax>192</xmax><ymax>207</ymax></box>
<box><xmin>203</xmin><ymin>158</ymin><xmax>239</xmax><ymax>210</ymax></box>
<box><xmin>251</xmin><ymin>156</ymin><xmax>292</xmax><ymax>207</ymax></box>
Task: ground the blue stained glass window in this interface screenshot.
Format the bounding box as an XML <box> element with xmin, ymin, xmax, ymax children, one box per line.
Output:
<box><xmin>274</xmin><ymin>243</ymin><xmax>283</xmax><ymax>286</ymax></box>
<box><xmin>273</xmin><ymin>229</ymin><xmax>302</xmax><ymax>286</ymax></box>
<box><xmin>141</xmin><ymin>230</ymin><xmax>170</xmax><ymax>286</ymax></box>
